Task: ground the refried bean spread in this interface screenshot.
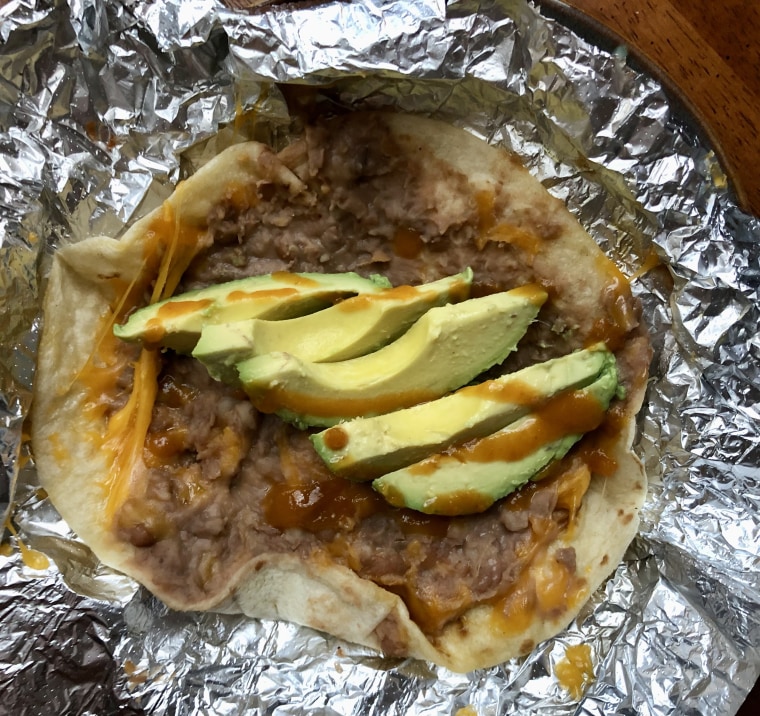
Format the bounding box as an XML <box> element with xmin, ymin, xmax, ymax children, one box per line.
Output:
<box><xmin>110</xmin><ymin>113</ymin><xmax>650</xmax><ymax>646</ymax></box>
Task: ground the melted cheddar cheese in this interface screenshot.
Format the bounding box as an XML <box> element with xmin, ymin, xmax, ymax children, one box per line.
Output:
<box><xmin>76</xmin><ymin>198</ymin><xmax>207</xmax><ymax>523</ymax></box>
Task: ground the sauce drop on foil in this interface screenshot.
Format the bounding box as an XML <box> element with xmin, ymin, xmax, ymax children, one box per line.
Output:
<box><xmin>19</xmin><ymin>543</ymin><xmax>50</xmax><ymax>571</ymax></box>
<box><xmin>2</xmin><ymin>517</ymin><xmax>50</xmax><ymax>571</ymax></box>
<box><xmin>555</xmin><ymin>643</ymin><xmax>594</xmax><ymax>700</ymax></box>
<box><xmin>455</xmin><ymin>707</ymin><xmax>479</xmax><ymax>716</ymax></box>
<box><xmin>629</xmin><ymin>244</ymin><xmax>662</xmax><ymax>282</ymax></box>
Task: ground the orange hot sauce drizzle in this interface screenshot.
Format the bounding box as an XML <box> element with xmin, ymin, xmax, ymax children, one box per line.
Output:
<box><xmin>226</xmin><ymin>287</ymin><xmax>297</xmax><ymax>302</ymax></box>
<box><xmin>392</xmin><ymin>227</ymin><xmax>424</xmax><ymax>259</ymax></box>
<box><xmin>335</xmin><ymin>284</ymin><xmax>425</xmax><ymax>312</ymax></box>
<box><xmin>585</xmin><ymin>255</ymin><xmax>638</xmax><ymax>352</ymax></box>
<box><xmin>473</xmin><ymin>189</ymin><xmax>543</xmax><ymax>258</ymax></box>
<box><xmin>408</xmin><ymin>389</ymin><xmax>606</xmax><ymax>478</ymax></box>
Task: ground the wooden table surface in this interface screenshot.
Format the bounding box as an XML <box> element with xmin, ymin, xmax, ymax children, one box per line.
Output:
<box><xmin>539</xmin><ymin>3</ymin><xmax>760</xmax><ymax>712</ymax></box>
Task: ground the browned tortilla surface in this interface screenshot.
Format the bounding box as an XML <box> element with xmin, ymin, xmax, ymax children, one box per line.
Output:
<box><xmin>32</xmin><ymin>111</ymin><xmax>650</xmax><ymax>672</ymax></box>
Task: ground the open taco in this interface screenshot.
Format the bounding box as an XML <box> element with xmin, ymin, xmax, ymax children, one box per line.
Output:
<box><xmin>31</xmin><ymin>111</ymin><xmax>651</xmax><ymax>672</ymax></box>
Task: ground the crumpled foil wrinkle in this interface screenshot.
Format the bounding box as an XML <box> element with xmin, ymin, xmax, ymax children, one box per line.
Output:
<box><xmin>1</xmin><ymin>0</ymin><xmax>759</xmax><ymax>714</ymax></box>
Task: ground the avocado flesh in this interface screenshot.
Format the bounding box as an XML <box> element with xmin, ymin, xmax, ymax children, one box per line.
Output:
<box><xmin>372</xmin><ymin>365</ymin><xmax>619</xmax><ymax>515</ymax></box>
<box><xmin>113</xmin><ymin>271</ymin><xmax>391</xmax><ymax>353</ymax></box>
<box><xmin>192</xmin><ymin>269</ymin><xmax>473</xmax><ymax>383</ymax></box>
<box><xmin>237</xmin><ymin>285</ymin><xmax>548</xmax><ymax>428</ymax></box>
<box><xmin>311</xmin><ymin>344</ymin><xmax>617</xmax><ymax>481</ymax></box>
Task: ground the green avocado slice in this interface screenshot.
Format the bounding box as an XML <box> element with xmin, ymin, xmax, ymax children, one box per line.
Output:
<box><xmin>371</xmin><ymin>365</ymin><xmax>619</xmax><ymax>515</ymax></box>
<box><xmin>191</xmin><ymin>269</ymin><xmax>473</xmax><ymax>383</ymax></box>
<box><xmin>113</xmin><ymin>271</ymin><xmax>391</xmax><ymax>353</ymax></box>
<box><xmin>237</xmin><ymin>285</ymin><xmax>548</xmax><ymax>428</ymax></box>
<box><xmin>310</xmin><ymin>344</ymin><xmax>618</xmax><ymax>481</ymax></box>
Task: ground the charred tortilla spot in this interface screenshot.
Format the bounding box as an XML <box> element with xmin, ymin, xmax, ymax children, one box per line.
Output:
<box><xmin>554</xmin><ymin>547</ymin><xmax>577</xmax><ymax>573</ymax></box>
<box><xmin>520</xmin><ymin>639</ymin><xmax>535</xmax><ymax>654</ymax></box>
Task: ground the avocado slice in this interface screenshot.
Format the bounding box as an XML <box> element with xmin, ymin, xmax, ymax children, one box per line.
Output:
<box><xmin>237</xmin><ymin>285</ymin><xmax>548</xmax><ymax>428</ymax></box>
<box><xmin>311</xmin><ymin>344</ymin><xmax>618</xmax><ymax>481</ymax></box>
<box><xmin>113</xmin><ymin>271</ymin><xmax>392</xmax><ymax>353</ymax></box>
<box><xmin>372</xmin><ymin>365</ymin><xmax>619</xmax><ymax>515</ymax></box>
<box><xmin>192</xmin><ymin>269</ymin><xmax>473</xmax><ymax>382</ymax></box>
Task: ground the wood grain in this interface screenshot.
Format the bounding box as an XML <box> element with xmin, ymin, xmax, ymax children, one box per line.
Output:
<box><xmin>550</xmin><ymin>0</ymin><xmax>760</xmax><ymax>216</ymax></box>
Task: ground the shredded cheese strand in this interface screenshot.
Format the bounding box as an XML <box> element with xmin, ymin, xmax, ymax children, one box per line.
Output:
<box><xmin>103</xmin><ymin>347</ymin><xmax>159</xmax><ymax>521</ymax></box>
<box><xmin>66</xmin><ymin>256</ymin><xmax>149</xmax><ymax>397</ymax></box>
<box><xmin>102</xmin><ymin>199</ymin><xmax>206</xmax><ymax>519</ymax></box>
<box><xmin>151</xmin><ymin>201</ymin><xmax>180</xmax><ymax>304</ymax></box>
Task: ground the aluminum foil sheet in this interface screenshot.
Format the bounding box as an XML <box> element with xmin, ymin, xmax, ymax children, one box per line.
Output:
<box><xmin>2</xmin><ymin>0</ymin><xmax>759</xmax><ymax>713</ymax></box>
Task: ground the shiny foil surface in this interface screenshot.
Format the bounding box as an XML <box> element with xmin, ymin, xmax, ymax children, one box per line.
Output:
<box><xmin>2</xmin><ymin>0</ymin><xmax>759</xmax><ymax>713</ymax></box>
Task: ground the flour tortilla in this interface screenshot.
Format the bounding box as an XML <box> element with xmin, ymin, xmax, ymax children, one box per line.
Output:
<box><xmin>31</xmin><ymin>112</ymin><xmax>649</xmax><ymax>673</ymax></box>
